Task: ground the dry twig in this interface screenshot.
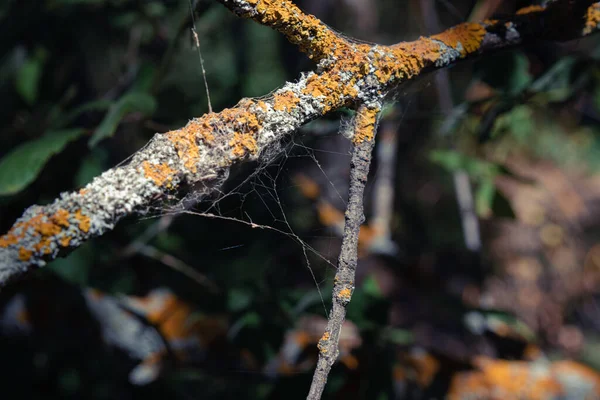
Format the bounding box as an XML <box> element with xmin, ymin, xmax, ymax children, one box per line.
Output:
<box><xmin>307</xmin><ymin>103</ymin><xmax>380</xmax><ymax>399</ymax></box>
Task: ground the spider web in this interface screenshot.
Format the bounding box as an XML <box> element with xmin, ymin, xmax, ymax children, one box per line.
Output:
<box><xmin>131</xmin><ymin>0</ymin><xmax>425</xmax><ymax>319</ymax></box>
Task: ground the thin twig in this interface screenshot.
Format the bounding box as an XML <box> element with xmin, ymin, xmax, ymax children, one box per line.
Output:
<box><xmin>306</xmin><ymin>103</ymin><xmax>381</xmax><ymax>400</ymax></box>
<box><xmin>137</xmin><ymin>244</ymin><xmax>219</xmax><ymax>293</ymax></box>
<box><xmin>189</xmin><ymin>0</ymin><xmax>213</xmax><ymax>113</ymax></box>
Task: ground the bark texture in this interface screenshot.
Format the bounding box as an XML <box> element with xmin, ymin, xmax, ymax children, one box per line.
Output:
<box><xmin>306</xmin><ymin>104</ymin><xmax>379</xmax><ymax>399</ymax></box>
<box><xmin>1</xmin><ymin>0</ymin><xmax>599</xmax><ymax>285</ymax></box>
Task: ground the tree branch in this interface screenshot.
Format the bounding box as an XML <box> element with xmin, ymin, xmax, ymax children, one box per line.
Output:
<box><xmin>1</xmin><ymin>1</ymin><xmax>599</xmax><ymax>286</ymax></box>
<box><xmin>306</xmin><ymin>103</ymin><xmax>380</xmax><ymax>400</ymax></box>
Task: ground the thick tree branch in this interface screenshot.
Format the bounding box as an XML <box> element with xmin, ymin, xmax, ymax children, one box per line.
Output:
<box><xmin>1</xmin><ymin>1</ymin><xmax>599</xmax><ymax>285</ymax></box>
<box><xmin>306</xmin><ymin>103</ymin><xmax>380</xmax><ymax>400</ymax></box>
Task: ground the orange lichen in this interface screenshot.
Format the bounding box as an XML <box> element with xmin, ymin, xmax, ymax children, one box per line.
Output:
<box><xmin>516</xmin><ymin>5</ymin><xmax>545</xmax><ymax>15</ymax></box>
<box><xmin>273</xmin><ymin>91</ymin><xmax>300</xmax><ymax>112</ymax></box>
<box><xmin>302</xmin><ymin>73</ymin><xmax>349</xmax><ymax>113</ymax></box>
<box><xmin>33</xmin><ymin>238</ymin><xmax>52</xmax><ymax>255</ymax></box>
<box><xmin>245</xmin><ymin>0</ymin><xmax>347</xmax><ymax>61</ymax></box>
<box><xmin>388</xmin><ymin>39</ymin><xmax>442</xmax><ymax>81</ymax></box>
<box><xmin>142</xmin><ymin>161</ymin><xmax>177</xmax><ymax>187</ymax></box>
<box><xmin>1</xmin><ymin>207</ymin><xmax>78</xmax><ymax>260</ymax></box>
<box><xmin>52</xmin><ymin>209</ymin><xmax>71</xmax><ymax>228</ymax></box>
<box><xmin>352</xmin><ymin>106</ymin><xmax>379</xmax><ymax>144</ymax></box>
<box><xmin>18</xmin><ymin>247</ymin><xmax>32</xmax><ymax>261</ymax></box>
<box><xmin>432</xmin><ymin>22</ymin><xmax>486</xmax><ymax>56</ymax></box>
<box><xmin>60</xmin><ymin>236</ymin><xmax>71</xmax><ymax>247</ymax></box>
<box><xmin>584</xmin><ymin>4</ymin><xmax>600</xmax><ymax>35</ymax></box>
<box><xmin>317</xmin><ymin>331</ymin><xmax>330</xmax><ymax>353</ymax></box>
<box><xmin>338</xmin><ymin>287</ymin><xmax>352</xmax><ymax>301</ymax></box>
<box><xmin>448</xmin><ymin>358</ymin><xmax>572</xmax><ymax>400</ymax></box>
<box><xmin>166</xmin><ymin>117</ymin><xmax>215</xmax><ymax>173</ymax></box>
<box><xmin>74</xmin><ymin>210</ymin><xmax>91</xmax><ymax>233</ymax></box>
<box><xmin>230</xmin><ymin>132</ymin><xmax>258</xmax><ymax>157</ymax></box>
<box><xmin>0</xmin><ymin>232</ymin><xmax>19</xmax><ymax>247</ymax></box>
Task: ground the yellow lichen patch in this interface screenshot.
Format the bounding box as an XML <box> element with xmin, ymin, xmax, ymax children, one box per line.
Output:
<box><xmin>33</xmin><ymin>238</ymin><xmax>52</xmax><ymax>255</ymax></box>
<box><xmin>60</xmin><ymin>236</ymin><xmax>71</xmax><ymax>247</ymax></box>
<box><xmin>166</xmin><ymin>129</ymin><xmax>200</xmax><ymax>172</ymax></box>
<box><xmin>18</xmin><ymin>247</ymin><xmax>33</xmax><ymax>261</ymax></box>
<box><xmin>317</xmin><ymin>331</ymin><xmax>330</xmax><ymax>353</ymax></box>
<box><xmin>273</xmin><ymin>91</ymin><xmax>300</xmax><ymax>112</ymax></box>
<box><xmin>1</xmin><ymin>208</ymin><xmax>74</xmax><ymax>258</ymax></box>
<box><xmin>230</xmin><ymin>132</ymin><xmax>258</xmax><ymax>158</ymax></box>
<box><xmin>246</xmin><ymin>0</ymin><xmax>348</xmax><ymax>62</ymax></box>
<box><xmin>584</xmin><ymin>4</ymin><xmax>600</xmax><ymax>35</ymax></box>
<box><xmin>432</xmin><ymin>22</ymin><xmax>486</xmax><ymax>56</ymax></box>
<box><xmin>293</xmin><ymin>174</ymin><xmax>320</xmax><ymax>200</ymax></box>
<box><xmin>166</xmin><ymin>116</ymin><xmax>217</xmax><ymax>173</ymax></box>
<box><xmin>302</xmin><ymin>73</ymin><xmax>348</xmax><ymax>113</ymax></box>
<box><xmin>516</xmin><ymin>5</ymin><xmax>545</xmax><ymax>15</ymax></box>
<box><xmin>388</xmin><ymin>38</ymin><xmax>441</xmax><ymax>81</ymax></box>
<box><xmin>338</xmin><ymin>287</ymin><xmax>352</xmax><ymax>301</ymax></box>
<box><xmin>352</xmin><ymin>106</ymin><xmax>379</xmax><ymax>144</ymax></box>
<box><xmin>142</xmin><ymin>161</ymin><xmax>177</xmax><ymax>187</ymax></box>
<box><xmin>0</xmin><ymin>232</ymin><xmax>19</xmax><ymax>247</ymax></box>
<box><xmin>52</xmin><ymin>209</ymin><xmax>71</xmax><ymax>228</ymax></box>
<box><xmin>74</xmin><ymin>210</ymin><xmax>91</xmax><ymax>233</ymax></box>
<box><xmin>448</xmin><ymin>358</ymin><xmax>564</xmax><ymax>400</ymax></box>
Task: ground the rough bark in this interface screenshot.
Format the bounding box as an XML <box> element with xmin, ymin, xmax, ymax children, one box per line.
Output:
<box><xmin>306</xmin><ymin>104</ymin><xmax>380</xmax><ymax>399</ymax></box>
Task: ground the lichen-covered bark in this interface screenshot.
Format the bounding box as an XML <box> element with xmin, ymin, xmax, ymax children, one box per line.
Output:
<box><xmin>1</xmin><ymin>0</ymin><xmax>599</xmax><ymax>285</ymax></box>
<box><xmin>307</xmin><ymin>104</ymin><xmax>380</xmax><ymax>400</ymax></box>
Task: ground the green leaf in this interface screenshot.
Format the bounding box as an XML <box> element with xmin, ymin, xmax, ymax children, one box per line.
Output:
<box><xmin>88</xmin><ymin>92</ymin><xmax>156</xmax><ymax>147</ymax></box>
<box><xmin>15</xmin><ymin>48</ymin><xmax>47</xmax><ymax>105</ymax></box>
<box><xmin>228</xmin><ymin>289</ymin><xmax>253</xmax><ymax>312</ymax></box>
<box><xmin>0</xmin><ymin>128</ymin><xmax>86</xmax><ymax>196</ymax></box>
<box><xmin>429</xmin><ymin>149</ymin><xmax>463</xmax><ymax>171</ymax></box>
<box><xmin>475</xmin><ymin>179</ymin><xmax>495</xmax><ymax>218</ymax></box>
<box><xmin>383</xmin><ymin>328</ymin><xmax>414</xmax><ymax>345</ymax></box>
<box><xmin>530</xmin><ymin>57</ymin><xmax>576</xmax><ymax>102</ymax></box>
<box><xmin>57</xmin><ymin>99</ymin><xmax>112</xmax><ymax>128</ymax></box>
<box><xmin>429</xmin><ymin>150</ymin><xmax>498</xmax><ymax>180</ymax></box>
<box><xmin>508</xmin><ymin>52</ymin><xmax>532</xmax><ymax>95</ymax></box>
<box><xmin>363</xmin><ymin>275</ymin><xmax>383</xmax><ymax>298</ymax></box>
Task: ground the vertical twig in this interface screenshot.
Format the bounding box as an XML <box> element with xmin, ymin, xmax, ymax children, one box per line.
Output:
<box><xmin>307</xmin><ymin>103</ymin><xmax>381</xmax><ymax>400</ymax></box>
